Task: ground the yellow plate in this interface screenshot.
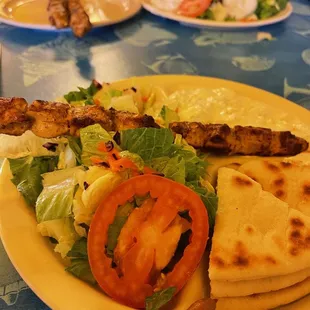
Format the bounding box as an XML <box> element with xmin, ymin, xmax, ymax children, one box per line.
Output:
<box><xmin>1</xmin><ymin>75</ymin><xmax>310</xmax><ymax>310</ymax></box>
<box><xmin>0</xmin><ymin>0</ymin><xmax>141</xmax><ymax>30</ymax></box>
<box><xmin>142</xmin><ymin>1</ymin><xmax>293</xmax><ymax>29</ymax></box>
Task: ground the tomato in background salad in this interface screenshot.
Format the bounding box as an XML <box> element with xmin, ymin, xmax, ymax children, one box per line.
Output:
<box><xmin>177</xmin><ymin>0</ymin><xmax>212</xmax><ymax>17</ymax></box>
<box><xmin>88</xmin><ymin>175</ymin><xmax>209</xmax><ymax>308</ymax></box>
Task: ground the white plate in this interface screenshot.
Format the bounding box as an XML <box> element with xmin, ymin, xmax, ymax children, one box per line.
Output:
<box><xmin>0</xmin><ymin>0</ymin><xmax>141</xmax><ymax>31</ymax></box>
<box><xmin>142</xmin><ymin>1</ymin><xmax>293</xmax><ymax>29</ymax></box>
<box><xmin>1</xmin><ymin>75</ymin><xmax>310</xmax><ymax>310</ymax></box>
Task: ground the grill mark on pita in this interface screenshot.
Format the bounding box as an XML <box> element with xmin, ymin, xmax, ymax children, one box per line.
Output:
<box><xmin>232</xmin><ymin>241</ymin><xmax>249</xmax><ymax>267</ymax></box>
<box><xmin>243</xmin><ymin>171</ymin><xmax>258</xmax><ymax>182</ymax></box>
<box><xmin>274</xmin><ymin>189</ymin><xmax>285</xmax><ymax>198</ymax></box>
<box><xmin>264</xmin><ymin>161</ymin><xmax>280</xmax><ymax>172</ymax></box>
<box><xmin>280</xmin><ymin>162</ymin><xmax>292</xmax><ymax>168</ymax></box>
<box><xmin>303</xmin><ymin>184</ymin><xmax>310</xmax><ymax>196</ymax></box>
<box><xmin>233</xmin><ymin>176</ymin><xmax>253</xmax><ymax>187</ymax></box>
<box><xmin>290</xmin><ymin>247</ymin><xmax>299</xmax><ymax>256</ymax></box>
<box><xmin>273</xmin><ymin>178</ymin><xmax>285</xmax><ymax>187</ymax></box>
<box><xmin>291</xmin><ymin>218</ymin><xmax>305</xmax><ymax>228</ymax></box>
<box><xmin>211</xmin><ymin>256</ymin><xmax>226</xmax><ymax>268</ymax></box>
<box><xmin>291</xmin><ymin>230</ymin><xmax>302</xmax><ymax>239</ymax></box>
<box><xmin>246</xmin><ymin>225</ymin><xmax>254</xmax><ymax>234</ymax></box>
<box><xmin>265</xmin><ymin>256</ymin><xmax>277</xmax><ymax>264</ymax></box>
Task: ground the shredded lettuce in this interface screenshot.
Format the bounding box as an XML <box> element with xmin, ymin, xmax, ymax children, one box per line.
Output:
<box><xmin>93</xmin><ymin>86</ymin><xmax>123</xmax><ymax>108</ymax></box>
<box><xmin>36</xmin><ymin>167</ymin><xmax>83</xmax><ymax>223</ymax></box>
<box><xmin>73</xmin><ymin>169</ymin><xmax>123</xmax><ymax>233</ymax></box>
<box><xmin>8</xmin><ymin>156</ymin><xmax>58</xmax><ymax>206</ymax></box>
<box><xmin>108</xmin><ymin>94</ymin><xmax>139</xmax><ymax>114</ymax></box>
<box><xmin>0</xmin><ymin>131</ymin><xmax>65</xmax><ymax>158</ymax></box>
<box><xmin>36</xmin><ymin>180</ymin><xmax>76</xmax><ymax>223</ymax></box>
<box><xmin>37</xmin><ymin>217</ymin><xmax>79</xmax><ymax>258</ymax></box>
<box><xmin>145</xmin><ymin>287</ymin><xmax>176</xmax><ymax>310</ymax></box>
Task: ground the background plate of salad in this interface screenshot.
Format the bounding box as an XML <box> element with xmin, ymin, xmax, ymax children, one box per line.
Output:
<box><xmin>142</xmin><ymin>0</ymin><xmax>292</xmax><ymax>29</ymax></box>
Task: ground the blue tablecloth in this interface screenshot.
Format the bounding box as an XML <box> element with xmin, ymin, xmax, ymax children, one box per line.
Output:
<box><xmin>0</xmin><ymin>1</ymin><xmax>309</xmax><ymax>308</ymax></box>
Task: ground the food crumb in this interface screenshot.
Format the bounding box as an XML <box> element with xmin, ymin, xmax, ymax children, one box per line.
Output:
<box><xmin>257</xmin><ymin>32</ymin><xmax>274</xmax><ymax>41</ymax></box>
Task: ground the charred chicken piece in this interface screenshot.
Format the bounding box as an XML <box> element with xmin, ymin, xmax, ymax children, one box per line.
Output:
<box><xmin>27</xmin><ymin>100</ymin><xmax>70</xmax><ymax>138</ymax></box>
<box><xmin>0</xmin><ymin>97</ymin><xmax>33</xmax><ymax>136</ymax></box>
<box><xmin>47</xmin><ymin>0</ymin><xmax>69</xmax><ymax>29</ymax></box>
<box><xmin>68</xmin><ymin>0</ymin><xmax>92</xmax><ymax>38</ymax></box>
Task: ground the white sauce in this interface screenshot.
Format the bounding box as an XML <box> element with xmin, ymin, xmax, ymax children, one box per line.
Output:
<box><xmin>163</xmin><ymin>87</ymin><xmax>310</xmax><ymax>142</ymax></box>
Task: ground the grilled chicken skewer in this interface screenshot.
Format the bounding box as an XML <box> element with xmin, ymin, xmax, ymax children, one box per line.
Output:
<box><xmin>0</xmin><ymin>97</ymin><xmax>308</xmax><ymax>156</ymax></box>
<box><xmin>0</xmin><ymin>97</ymin><xmax>159</xmax><ymax>138</ymax></box>
<box><xmin>170</xmin><ymin>122</ymin><xmax>308</xmax><ymax>156</ymax></box>
<box><xmin>68</xmin><ymin>0</ymin><xmax>92</xmax><ymax>38</ymax></box>
<box><xmin>47</xmin><ymin>0</ymin><xmax>69</xmax><ymax>29</ymax></box>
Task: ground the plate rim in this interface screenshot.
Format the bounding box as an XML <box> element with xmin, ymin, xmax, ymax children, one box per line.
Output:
<box><xmin>1</xmin><ymin>75</ymin><xmax>310</xmax><ymax>310</ymax></box>
<box><xmin>0</xmin><ymin>0</ymin><xmax>142</xmax><ymax>31</ymax></box>
<box><xmin>141</xmin><ymin>1</ymin><xmax>293</xmax><ymax>29</ymax></box>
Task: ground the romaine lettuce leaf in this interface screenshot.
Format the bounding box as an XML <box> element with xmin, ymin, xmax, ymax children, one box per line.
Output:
<box><xmin>160</xmin><ymin>106</ymin><xmax>180</xmax><ymax>127</ymax></box>
<box><xmin>36</xmin><ymin>179</ymin><xmax>76</xmax><ymax>223</ymax></box>
<box><xmin>67</xmin><ymin>136</ymin><xmax>82</xmax><ymax>165</ymax></box>
<box><xmin>8</xmin><ymin>156</ymin><xmax>58</xmax><ymax>206</ymax></box>
<box><xmin>120</xmin><ymin>128</ymin><xmax>174</xmax><ymax>161</ymax></box>
<box><xmin>67</xmin><ymin>237</ymin><xmax>88</xmax><ymax>258</ymax></box>
<box><xmin>36</xmin><ymin>167</ymin><xmax>83</xmax><ymax>223</ymax></box>
<box><xmin>41</xmin><ymin>166</ymin><xmax>84</xmax><ymax>187</ymax></box>
<box><xmin>37</xmin><ymin>217</ymin><xmax>79</xmax><ymax>258</ymax></box>
<box><xmin>107</xmin><ymin>202</ymin><xmax>134</xmax><ymax>258</ymax></box>
<box><xmin>57</xmin><ymin>144</ymin><xmax>76</xmax><ymax>170</ymax></box>
<box><xmin>66</xmin><ymin>258</ymin><xmax>96</xmax><ymax>284</ymax></box>
<box><xmin>186</xmin><ymin>180</ymin><xmax>218</xmax><ymax>230</ymax></box>
<box><xmin>148</xmin><ymin>156</ymin><xmax>186</xmax><ymax>184</ymax></box>
<box><xmin>66</xmin><ymin>238</ymin><xmax>96</xmax><ymax>284</ymax></box>
<box><xmin>145</xmin><ymin>287</ymin><xmax>176</xmax><ymax>310</ymax></box>
<box><xmin>80</xmin><ymin>124</ymin><xmax>117</xmax><ymax>166</ymax></box>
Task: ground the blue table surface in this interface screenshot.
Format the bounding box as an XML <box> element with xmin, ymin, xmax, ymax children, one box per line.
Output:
<box><xmin>0</xmin><ymin>1</ymin><xmax>310</xmax><ymax>309</ymax></box>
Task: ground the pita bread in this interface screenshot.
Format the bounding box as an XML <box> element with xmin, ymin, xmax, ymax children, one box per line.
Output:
<box><xmin>278</xmin><ymin>293</ymin><xmax>310</xmax><ymax>310</ymax></box>
<box><xmin>238</xmin><ymin>159</ymin><xmax>310</xmax><ymax>216</ymax></box>
<box><xmin>212</xmin><ymin>266</ymin><xmax>310</xmax><ymax>297</ymax></box>
<box><xmin>215</xmin><ymin>276</ymin><xmax>310</xmax><ymax>310</ymax></box>
<box><xmin>209</xmin><ymin>168</ymin><xmax>310</xmax><ymax>282</ymax></box>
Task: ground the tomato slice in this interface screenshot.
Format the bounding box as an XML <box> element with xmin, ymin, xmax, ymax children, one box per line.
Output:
<box><xmin>88</xmin><ymin>175</ymin><xmax>209</xmax><ymax>308</ymax></box>
<box><xmin>178</xmin><ymin>0</ymin><xmax>212</xmax><ymax>18</ymax></box>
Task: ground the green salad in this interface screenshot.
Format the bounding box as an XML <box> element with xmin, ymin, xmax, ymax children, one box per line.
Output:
<box><xmin>0</xmin><ymin>81</ymin><xmax>217</xmax><ymax>310</ymax></box>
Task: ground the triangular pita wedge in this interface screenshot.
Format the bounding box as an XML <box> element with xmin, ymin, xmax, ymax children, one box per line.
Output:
<box><xmin>212</xmin><ymin>266</ymin><xmax>310</xmax><ymax>297</ymax></box>
<box><xmin>209</xmin><ymin>168</ymin><xmax>310</xmax><ymax>281</ymax></box>
<box><xmin>215</xmin><ymin>276</ymin><xmax>310</xmax><ymax>310</ymax></box>
<box><xmin>238</xmin><ymin>158</ymin><xmax>310</xmax><ymax>216</ymax></box>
